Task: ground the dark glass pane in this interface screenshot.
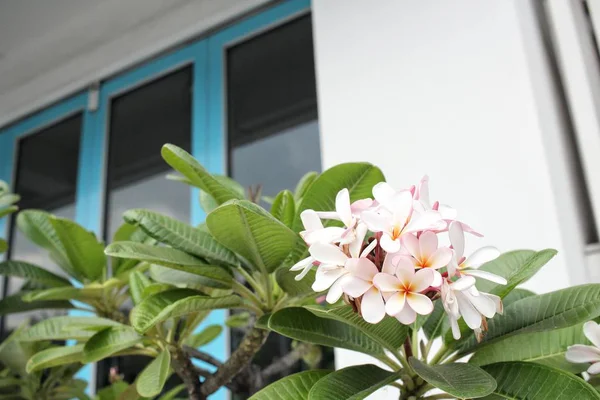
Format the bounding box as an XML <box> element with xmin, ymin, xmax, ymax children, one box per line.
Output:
<box><xmin>99</xmin><ymin>66</ymin><xmax>192</xmax><ymax>390</ymax></box>
<box><xmin>2</xmin><ymin>113</ymin><xmax>82</xmax><ymax>337</ymax></box>
<box><xmin>226</xmin><ymin>14</ymin><xmax>331</xmax><ymax>397</ymax></box>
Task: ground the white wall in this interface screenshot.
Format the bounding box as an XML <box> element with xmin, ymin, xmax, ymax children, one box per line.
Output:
<box><xmin>312</xmin><ymin>0</ymin><xmax>587</xmax><ymax>389</ymax></box>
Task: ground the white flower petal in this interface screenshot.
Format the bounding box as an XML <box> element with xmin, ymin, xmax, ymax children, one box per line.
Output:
<box><xmin>448</xmin><ymin>221</ymin><xmax>465</xmax><ymax>259</ymax></box>
<box><xmin>315</xmin><ymin>211</ymin><xmax>340</xmax><ymax>221</ymax></box>
<box><xmin>395</xmin><ymin>260</ymin><xmax>416</xmax><ymax>286</ymax></box>
<box><xmin>380</xmin><ymin>234</ymin><xmax>401</xmax><ymax>253</ymax></box>
<box><xmin>336</xmin><ymin>188</ymin><xmax>354</xmax><ymax>228</ymax></box>
<box><xmin>312</xmin><ymin>266</ymin><xmax>346</xmax><ymax>292</ymax></box>
<box><xmin>438</xmin><ymin>204</ymin><xmax>457</xmax><ymax>220</ymax></box>
<box><xmin>450</xmin><ymin>276</ymin><xmax>476</xmax><ymax>291</ymax></box>
<box><xmin>584</xmin><ymin>321</ymin><xmax>600</xmax><ymax>349</ymax></box>
<box><xmin>309</xmin><ymin>242</ymin><xmax>347</xmax><ymax>265</ymax></box>
<box><xmin>464</xmin><ymin>246</ymin><xmax>500</xmax><ymax>269</ymax></box>
<box><xmin>402</xmin><ymin>234</ymin><xmax>420</xmax><ymax>259</ymax></box>
<box><xmin>427</xmin><ymin>247</ymin><xmax>453</xmax><ymax>270</ymax></box>
<box><xmin>406</xmin><ymin>292</ymin><xmax>434</xmax><ymax>315</ymax></box>
<box><xmin>351</xmin><ymin>198</ymin><xmax>374</xmax><ymax>215</ymax></box>
<box><xmin>345</xmin><ymin>258</ymin><xmax>378</xmax><ymax>281</ymax></box>
<box><xmin>465</xmin><ymin>291</ymin><xmax>497</xmax><ymax>319</ymax></box>
<box><xmin>455</xmin><ymin>291</ymin><xmax>482</xmax><ymax>330</ymax></box>
<box><xmin>361</xmin><ymin>210</ymin><xmax>391</xmax><ymax>233</ymax></box>
<box><xmin>342</xmin><ymin>276</ymin><xmax>372</xmax><ymax>298</ymax></box>
<box><xmin>300</xmin><ymin>209</ymin><xmax>323</xmax><ymax>230</ymax></box>
<box><xmin>349</xmin><ymin>222</ymin><xmax>368</xmax><ymax>258</ymax></box>
<box><xmin>290</xmin><ymin>256</ymin><xmax>313</xmax><ymax>272</ymax></box>
<box><xmin>361</xmin><ymin>287</ymin><xmax>386</xmax><ymax>324</ymax></box>
<box><xmin>588</xmin><ymin>362</ymin><xmax>600</xmax><ymax>375</ymax></box>
<box><xmin>385</xmin><ymin>292</ymin><xmax>407</xmax><ymax>316</ymax></box>
<box><xmin>382</xmin><ymin>253</ymin><xmax>398</xmax><ymax>274</ymax></box>
<box><xmin>465</xmin><ymin>269</ymin><xmax>507</xmax><ymax>285</ymax></box>
<box><xmin>411</xmin><ymin>269</ymin><xmax>434</xmax><ymax>292</ymax></box>
<box><xmin>325</xmin><ymin>274</ymin><xmax>351</xmax><ymax>304</ymax></box>
<box><xmin>419</xmin><ymin>231</ymin><xmax>438</xmax><ymax>259</ymax></box>
<box><xmin>390</xmin><ymin>191</ymin><xmax>414</xmax><ymax>227</ymax></box>
<box><xmin>404</xmin><ymin>210</ymin><xmax>446</xmax><ymax>234</ymax></box>
<box><xmin>373</xmin><ymin>272</ymin><xmax>401</xmax><ymax>292</ymax></box>
<box><xmin>431</xmin><ymin>270</ymin><xmax>443</xmax><ymax>287</ymax></box>
<box><xmin>395</xmin><ymin>304</ymin><xmax>417</xmax><ymax>325</ymax></box>
<box><xmin>359</xmin><ymin>237</ymin><xmax>378</xmax><ymax>259</ymax></box>
<box><xmin>372</xmin><ymin>182</ymin><xmax>397</xmax><ymax>210</ymax></box>
<box><xmin>416</xmin><ymin>176</ymin><xmax>430</xmax><ymax>205</ymax></box>
<box><xmin>302</xmin><ymin>226</ymin><xmax>345</xmax><ymax>245</ymax></box>
<box><xmin>449</xmin><ymin>314</ymin><xmax>461</xmax><ymax>339</ymax></box>
<box><xmin>566</xmin><ymin>345</ymin><xmax>600</xmax><ymax>363</ymax></box>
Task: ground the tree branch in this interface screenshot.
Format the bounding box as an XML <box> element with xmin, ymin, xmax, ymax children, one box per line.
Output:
<box><xmin>172</xmin><ymin>348</ymin><xmax>203</xmax><ymax>400</ymax></box>
<box><xmin>183</xmin><ymin>345</ymin><xmax>223</xmax><ymax>367</ymax></box>
<box><xmin>261</xmin><ymin>342</ymin><xmax>311</xmax><ymax>380</ymax></box>
<box><xmin>200</xmin><ymin>326</ymin><xmax>269</xmax><ymax>396</ymax></box>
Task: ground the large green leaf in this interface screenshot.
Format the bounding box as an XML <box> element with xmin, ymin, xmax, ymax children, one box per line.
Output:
<box><xmin>270</xmin><ymin>190</ymin><xmax>295</xmax><ymax>228</ymax></box>
<box><xmin>26</xmin><ymin>345</ymin><xmax>84</xmax><ymax>373</ymax></box>
<box><xmin>476</xmin><ymin>249</ymin><xmax>557</xmax><ymax>297</ymax></box>
<box><xmin>422</xmin><ymin>301</ymin><xmax>446</xmax><ymax>339</ymax></box>
<box><xmin>469</xmin><ymin>323</ymin><xmax>589</xmax><ymax>373</ymax></box>
<box><xmin>207</xmin><ymin>200</ymin><xmax>297</xmax><ymax>273</ymax></box>
<box><xmin>0</xmin><ymin>292</ymin><xmax>73</xmax><ymax>315</ymax></box>
<box><xmin>0</xmin><ymin>324</ymin><xmax>41</xmax><ymax>375</ymax></box>
<box><xmin>111</xmin><ymin>222</ymin><xmax>156</xmax><ymax>275</ymax></box>
<box><xmin>308</xmin><ymin>364</ymin><xmax>398</xmax><ymax>400</ymax></box>
<box><xmin>123</xmin><ymin>209</ymin><xmax>238</xmax><ymax>267</ymax></box>
<box><xmin>457</xmin><ymin>284</ymin><xmax>600</xmax><ymax>354</ymax></box>
<box><xmin>410</xmin><ymin>358</ymin><xmax>496</xmax><ymax>398</ymax></box>
<box><xmin>0</xmin><ymin>206</ymin><xmax>18</xmax><ymax>220</ymax></box>
<box><xmin>130</xmin><ymin>289</ymin><xmax>242</xmax><ymax>333</ymax></box>
<box><xmin>83</xmin><ymin>326</ymin><xmax>143</xmax><ymax>362</ymax></box>
<box><xmin>268</xmin><ymin>308</ymin><xmax>385</xmax><ymax>357</ymax></box>
<box><xmin>275</xmin><ymin>268</ymin><xmax>317</xmax><ymax>297</ymax></box>
<box><xmin>481</xmin><ymin>362</ymin><xmax>600</xmax><ymax>399</ymax></box>
<box><xmin>19</xmin><ymin>316</ymin><xmax>122</xmax><ymax>342</ymax></box>
<box><xmin>22</xmin><ymin>287</ymin><xmax>104</xmax><ymax>302</ymax></box>
<box><xmin>136</xmin><ymin>349</ymin><xmax>171</xmax><ymax>397</ymax></box>
<box><xmin>161</xmin><ymin>144</ymin><xmax>244</xmax><ymax>205</ymax></box>
<box><xmin>305</xmin><ymin>305</ymin><xmax>408</xmax><ymax>353</ymax></box>
<box><xmin>50</xmin><ymin>217</ymin><xmax>106</xmax><ymax>281</ymax></box>
<box><xmin>16</xmin><ymin>210</ymin><xmax>75</xmax><ymax>278</ymax></box>
<box><xmin>148</xmin><ymin>264</ymin><xmax>211</xmax><ymax>288</ymax></box>
<box><xmin>0</xmin><ymin>261</ymin><xmax>71</xmax><ymax>287</ymax></box>
<box><xmin>294</xmin><ymin>171</ymin><xmax>319</xmax><ymax>202</ymax></box>
<box><xmin>502</xmin><ymin>288</ymin><xmax>536</xmax><ymax>306</ymax></box>
<box><xmin>249</xmin><ymin>370</ymin><xmax>331</xmax><ymax>400</ymax></box>
<box><xmin>129</xmin><ymin>271</ymin><xmax>152</xmax><ymax>305</ymax></box>
<box><xmin>105</xmin><ymin>242</ymin><xmax>232</xmax><ymax>288</ymax></box>
<box><xmin>184</xmin><ymin>325</ymin><xmax>223</xmax><ymax>348</ymax></box>
<box><xmin>199</xmin><ymin>175</ymin><xmax>245</xmax><ymax>214</ymax></box>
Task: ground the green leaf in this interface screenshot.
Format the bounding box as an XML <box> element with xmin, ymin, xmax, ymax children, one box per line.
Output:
<box><xmin>308</xmin><ymin>364</ymin><xmax>398</xmax><ymax>400</ymax></box>
<box><xmin>268</xmin><ymin>307</ymin><xmax>385</xmax><ymax>357</ymax></box>
<box><xmin>275</xmin><ymin>267</ymin><xmax>317</xmax><ymax>297</ymax></box>
<box><xmin>207</xmin><ymin>200</ymin><xmax>297</xmax><ymax>274</ymax></box>
<box><xmin>105</xmin><ymin>242</ymin><xmax>232</xmax><ymax>288</ymax></box>
<box><xmin>83</xmin><ymin>326</ymin><xmax>143</xmax><ymax>362</ymax></box>
<box><xmin>199</xmin><ymin>175</ymin><xmax>245</xmax><ymax>214</ymax></box>
<box><xmin>422</xmin><ymin>301</ymin><xmax>446</xmax><ymax>339</ymax></box>
<box><xmin>19</xmin><ymin>316</ymin><xmax>122</xmax><ymax>342</ymax></box>
<box><xmin>157</xmin><ymin>383</ymin><xmax>186</xmax><ymax>400</ymax></box>
<box><xmin>129</xmin><ymin>271</ymin><xmax>152</xmax><ymax>305</ymax></box>
<box><xmin>161</xmin><ymin>144</ymin><xmax>244</xmax><ymax>205</ymax></box>
<box><xmin>250</xmin><ymin>370</ymin><xmax>330</xmax><ymax>400</ymax></box>
<box><xmin>0</xmin><ymin>239</ymin><xmax>7</xmax><ymax>254</ymax></box>
<box><xmin>410</xmin><ymin>358</ymin><xmax>496</xmax><ymax>398</ymax></box>
<box><xmin>0</xmin><ymin>205</ymin><xmax>18</xmax><ymax>220</ymax></box>
<box><xmin>481</xmin><ymin>362</ymin><xmax>600</xmax><ymax>399</ymax></box>
<box><xmin>130</xmin><ymin>289</ymin><xmax>242</xmax><ymax>333</ymax></box>
<box><xmin>225</xmin><ymin>312</ymin><xmax>251</xmax><ymax>328</ymax></box>
<box><xmin>123</xmin><ymin>209</ymin><xmax>238</xmax><ymax>267</ymax></box>
<box><xmin>22</xmin><ymin>286</ymin><xmax>104</xmax><ymax>302</ymax></box>
<box><xmin>294</xmin><ymin>171</ymin><xmax>319</xmax><ymax>202</ymax></box>
<box><xmin>469</xmin><ymin>323</ymin><xmax>589</xmax><ymax>373</ymax></box>
<box><xmin>111</xmin><ymin>223</ymin><xmax>156</xmax><ymax>276</ymax></box>
<box><xmin>305</xmin><ymin>305</ymin><xmax>408</xmax><ymax>353</ymax></box>
<box><xmin>0</xmin><ymin>261</ymin><xmax>71</xmax><ymax>287</ymax></box>
<box><xmin>184</xmin><ymin>325</ymin><xmax>223</xmax><ymax>347</ymax></box>
<box><xmin>26</xmin><ymin>345</ymin><xmax>84</xmax><ymax>373</ymax></box>
<box><xmin>456</xmin><ymin>284</ymin><xmax>600</xmax><ymax>354</ymax></box>
<box><xmin>0</xmin><ymin>292</ymin><xmax>73</xmax><ymax>315</ymax></box>
<box><xmin>95</xmin><ymin>381</ymin><xmax>129</xmax><ymax>400</ymax></box>
<box><xmin>475</xmin><ymin>249</ymin><xmax>557</xmax><ymax>297</ymax></box>
<box><xmin>136</xmin><ymin>349</ymin><xmax>171</xmax><ymax>397</ymax></box>
<box><xmin>50</xmin><ymin>217</ymin><xmax>106</xmax><ymax>281</ymax></box>
<box><xmin>148</xmin><ymin>264</ymin><xmax>211</xmax><ymax>288</ymax></box>
<box><xmin>502</xmin><ymin>288</ymin><xmax>536</xmax><ymax>306</ymax></box>
<box><xmin>270</xmin><ymin>190</ymin><xmax>295</xmax><ymax>228</ymax></box>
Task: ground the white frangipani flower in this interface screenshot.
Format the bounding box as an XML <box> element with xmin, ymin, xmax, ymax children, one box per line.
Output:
<box><xmin>566</xmin><ymin>321</ymin><xmax>600</xmax><ymax>375</ymax></box>
<box><xmin>361</xmin><ymin>183</ymin><xmax>446</xmax><ymax>253</ymax></box>
<box><xmin>447</xmin><ymin>221</ymin><xmax>506</xmax><ymax>284</ymax></box>
<box><xmin>315</xmin><ymin>188</ymin><xmax>373</xmax><ymax>245</ymax></box>
<box><xmin>400</xmin><ymin>232</ymin><xmax>452</xmax><ymax>287</ymax></box>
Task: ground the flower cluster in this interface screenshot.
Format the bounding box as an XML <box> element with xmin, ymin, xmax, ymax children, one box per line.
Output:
<box><xmin>290</xmin><ymin>177</ymin><xmax>507</xmax><ymax>339</ymax></box>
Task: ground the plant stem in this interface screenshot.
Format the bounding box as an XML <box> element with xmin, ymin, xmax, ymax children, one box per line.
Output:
<box><xmin>183</xmin><ymin>345</ymin><xmax>223</xmax><ymax>367</ymax></box>
<box><xmin>261</xmin><ymin>342</ymin><xmax>311</xmax><ymax>380</ymax></box>
<box><xmin>236</xmin><ymin>267</ymin><xmax>263</xmax><ymax>296</ymax></box>
<box><xmin>428</xmin><ymin>344</ymin><xmax>449</xmax><ymax>365</ymax></box>
<box><xmin>412</xmin><ymin>323</ymin><xmax>419</xmax><ymax>360</ymax></box>
<box><xmin>171</xmin><ymin>347</ymin><xmax>203</xmax><ymax>400</ymax></box>
<box><xmin>231</xmin><ymin>280</ymin><xmax>264</xmax><ymax>311</ymax></box>
<box><xmin>422</xmin><ymin>394</ymin><xmax>453</xmax><ymax>400</ymax></box>
<box><xmin>200</xmin><ymin>326</ymin><xmax>269</xmax><ymax>397</ymax></box>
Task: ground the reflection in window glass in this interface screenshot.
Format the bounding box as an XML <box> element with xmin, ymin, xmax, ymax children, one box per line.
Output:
<box><xmin>2</xmin><ymin>113</ymin><xmax>82</xmax><ymax>337</ymax></box>
<box><xmin>99</xmin><ymin>66</ymin><xmax>192</xmax><ymax>391</ymax></box>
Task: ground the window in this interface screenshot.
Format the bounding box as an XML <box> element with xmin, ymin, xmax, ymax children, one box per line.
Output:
<box><xmin>2</xmin><ymin>113</ymin><xmax>82</xmax><ymax>337</ymax></box>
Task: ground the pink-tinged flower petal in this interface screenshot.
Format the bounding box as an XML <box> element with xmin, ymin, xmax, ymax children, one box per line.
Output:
<box><xmin>402</xmin><ymin>234</ymin><xmax>420</xmax><ymax>259</ymax></box>
<box><xmin>395</xmin><ymin>260</ymin><xmax>416</xmax><ymax>287</ymax></box>
<box><xmin>372</xmin><ymin>182</ymin><xmax>397</xmax><ymax>210</ymax></box>
<box><xmin>415</xmin><ymin>175</ymin><xmax>430</xmax><ymax>204</ymax></box>
<box><xmin>361</xmin><ymin>287</ymin><xmax>386</xmax><ymax>324</ymax></box>
<box><xmin>406</xmin><ymin>292</ymin><xmax>434</xmax><ymax>315</ymax></box>
<box><xmin>382</xmin><ymin>253</ymin><xmax>399</xmax><ymax>274</ymax></box>
<box><xmin>427</xmin><ymin>247</ymin><xmax>453</xmax><ymax>270</ymax></box>
<box><xmin>395</xmin><ymin>304</ymin><xmax>417</xmax><ymax>325</ymax></box>
<box><xmin>448</xmin><ymin>221</ymin><xmax>465</xmax><ymax>259</ymax></box>
<box><xmin>325</xmin><ymin>274</ymin><xmax>352</xmax><ymax>304</ymax></box>
<box><xmin>447</xmin><ymin>256</ymin><xmax>459</xmax><ymax>277</ymax></box>
<box><xmin>419</xmin><ymin>231</ymin><xmax>438</xmax><ymax>259</ymax></box>
<box><xmin>300</xmin><ymin>210</ymin><xmax>323</xmax><ymax>230</ymax></box>
<box><xmin>380</xmin><ymin>234</ymin><xmax>401</xmax><ymax>253</ymax></box>
<box><xmin>360</xmin><ymin>238</ymin><xmax>378</xmax><ymax>259</ymax></box>
<box><xmin>449</xmin><ymin>314</ymin><xmax>461</xmax><ymax>339</ymax></box>
<box><xmin>450</xmin><ymin>276</ymin><xmax>476</xmax><ymax>291</ymax></box>
<box><xmin>361</xmin><ymin>210</ymin><xmax>391</xmax><ymax>233</ymax></box>
<box><xmin>309</xmin><ymin>243</ymin><xmax>347</xmax><ymax>265</ymax></box>
<box><xmin>373</xmin><ymin>272</ymin><xmax>402</xmax><ymax>292</ymax></box>
<box><xmin>315</xmin><ymin>211</ymin><xmax>340</xmax><ymax>221</ymax></box>
<box><xmin>312</xmin><ymin>266</ymin><xmax>347</xmax><ymax>292</ymax></box>
<box><xmin>348</xmin><ymin>222</ymin><xmax>368</xmax><ymax>259</ymax></box>
<box><xmin>385</xmin><ymin>292</ymin><xmax>407</xmax><ymax>316</ymax></box>
<box><xmin>351</xmin><ymin>198</ymin><xmax>374</xmax><ymax>215</ymax></box>
<box><xmin>411</xmin><ymin>269</ymin><xmax>434</xmax><ymax>292</ymax></box>
<box><xmin>438</xmin><ymin>204</ymin><xmax>457</xmax><ymax>220</ymax></box>
<box><xmin>396</xmin><ymin>255</ymin><xmax>417</xmax><ymax>271</ymax></box>
<box><xmin>302</xmin><ymin>227</ymin><xmax>345</xmax><ymax>245</ymax></box>
<box><xmin>342</xmin><ymin>276</ymin><xmax>372</xmax><ymax>297</ymax></box>
<box><xmin>465</xmin><ymin>291</ymin><xmax>496</xmax><ymax>319</ymax></box>
<box><xmin>466</xmin><ymin>269</ymin><xmax>507</xmax><ymax>285</ymax></box>
<box><xmin>584</xmin><ymin>321</ymin><xmax>600</xmax><ymax>349</ymax></box>
<box><xmin>404</xmin><ymin>210</ymin><xmax>446</xmax><ymax>234</ymax></box>
<box><xmin>588</xmin><ymin>362</ymin><xmax>600</xmax><ymax>375</ymax></box>
<box><xmin>464</xmin><ymin>246</ymin><xmax>500</xmax><ymax>269</ymax></box>
<box><xmin>345</xmin><ymin>258</ymin><xmax>378</xmax><ymax>282</ymax></box>
<box><xmin>455</xmin><ymin>291</ymin><xmax>482</xmax><ymax>330</ymax></box>
<box><xmin>336</xmin><ymin>188</ymin><xmax>354</xmax><ymax>228</ymax></box>
<box><xmin>431</xmin><ymin>270</ymin><xmax>443</xmax><ymax>287</ymax></box>
<box><xmin>566</xmin><ymin>345</ymin><xmax>600</xmax><ymax>363</ymax></box>
<box><xmin>390</xmin><ymin>191</ymin><xmax>414</xmax><ymax>227</ymax></box>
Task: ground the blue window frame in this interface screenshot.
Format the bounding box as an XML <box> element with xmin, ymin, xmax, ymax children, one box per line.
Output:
<box><xmin>0</xmin><ymin>0</ymin><xmax>311</xmax><ymax>396</ymax></box>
